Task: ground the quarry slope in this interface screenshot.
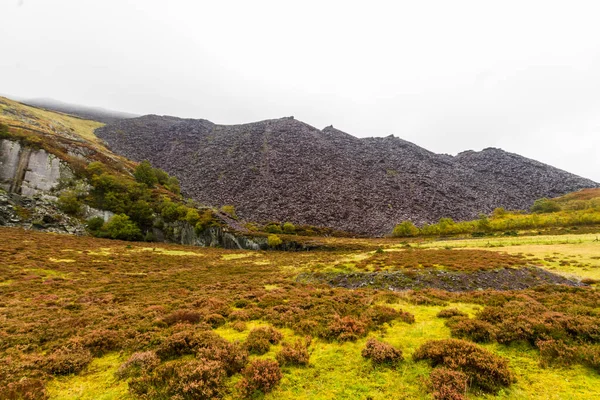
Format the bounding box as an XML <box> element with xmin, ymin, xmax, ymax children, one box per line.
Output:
<box><xmin>96</xmin><ymin>115</ymin><xmax>598</xmax><ymax>235</ymax></box>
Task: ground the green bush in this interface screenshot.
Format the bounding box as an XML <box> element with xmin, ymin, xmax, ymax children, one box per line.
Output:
<box><xmin>392</xmin><ymin>221</ymin><xmax>419</xmax><ymax>237</ymax></box>
<box><xmin>0</xmin><ymin>123</ymin><xmax>10</xmax><ymax>138</ymax></box>
<box><xmin>103</xmin><ymin>214</ymin><xmax>142</xmax><ymax>241</ymax></box>
<box><xmin>86</xmin><ymin>216</ymin><xmax>105</xmax><ymax>232</ymax></box>
<box><xmin>265</xmin><ymin>223</ymin><xmax>283</xmax><ymax>234</ymax></box>
<box><xmin>283</xmin><ymin>222</ymin><xmax>296</xmax><ymax>234</ymax></box>
<box><xmin>220</xmin><ymin>205</ymin><xmax>237</xmax><ymax>219</ymax></box>
<box><xmin>57</xmin><ymin>190</ymin><xmax>83</xmax><ymax>215</ymax></box>
<box><xmin>267</xmin><ymin>234</ymin><xmax>283</xmax><ymax>248</ymax></box>
<box><xmin>531</xmin><ymin>198</ymin><xmax>562</xmax><ymax>213</ymax></box>
<box><xmin>134</xmin><ymin>160</ymin><xmax>158</xmax><ymax>187</ymax></box>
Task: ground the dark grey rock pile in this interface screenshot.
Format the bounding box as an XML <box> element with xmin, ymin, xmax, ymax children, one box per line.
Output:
<box><xmin>96</xmin><ymin>116</ymin><xmax>598</xmax><ymax>236</ymax></box>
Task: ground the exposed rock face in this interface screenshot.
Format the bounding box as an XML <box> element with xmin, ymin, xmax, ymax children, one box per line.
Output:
<box><xmin>96</xmin><ymin>116</ymin><xmax>599</xmax><ymax>236</ymax></box>
<box><xmin>0</xmin><ymin>139</ymin><xmax>73</xmax><ymax>196</ymax></box>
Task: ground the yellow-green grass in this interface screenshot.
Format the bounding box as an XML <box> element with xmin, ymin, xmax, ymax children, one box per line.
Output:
<box><xmin>47</xmin><ymin>353</ymin><xmax>130</xmax><ymax>400</ymax></box>
<box><xmin>46</xmin><ymin>302</ymin><xmax>600</xmax><ymax>400</ymax></box>
<box><xmin>0</xmin><ymin>96</ymin><xmax>104</xmax><ymax>147</ymax></box>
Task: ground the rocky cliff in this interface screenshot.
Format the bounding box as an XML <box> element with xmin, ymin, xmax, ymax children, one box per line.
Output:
<box><xmin>96</xmin><ymin>115</ymin><xmax>599</xmax><ymax>236</ymax></box>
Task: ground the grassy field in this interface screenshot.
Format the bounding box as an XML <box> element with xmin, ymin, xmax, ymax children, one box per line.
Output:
<box><xmin>1</xmin><ymin>227</ymin><xmax>600</xmax><ymax>399</ymax></box>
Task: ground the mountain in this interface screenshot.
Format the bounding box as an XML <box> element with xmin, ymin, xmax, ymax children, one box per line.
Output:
<box><xmin>95</xmin><ymin>115</ymin><xmax>599</xmax><ymax>235</ymax></box>
<box><xmin>23</xmin><ymin>97</ymin><xmax>138</xmax><ymax>124</ymax></box>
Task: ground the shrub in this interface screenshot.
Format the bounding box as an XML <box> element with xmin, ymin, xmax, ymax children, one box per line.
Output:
<box><xmin>77</xmin><ymin>329</ymin><xmax>122</xmax><ymax>356</ymax></box>
<box><xmin>429</xmin><ymin>367</ymin><xmax>468</xmax><ymax>400</ymax></box>
<box><xmin>0</xmin><ymin>378</ymin><xmax>47</xmax><ymax>400</ymax></box>
<box><xmin>245</xmin><ymin>326</ymin><xmax>283</xmax><ymax>355</ymax></box>
<box><xmin>361</xmin><ymin>338</ymin><xmax>403</xmax><ymax>366</ymax></box>
<box><xmin>204</xmin><ymin>313</ymin><xmax>226</xmax><ymax>328</ymax></box>
<box><xmin>413</xmin><ymin>339</ymin><xmax>513</xmax><ymax>393</ymax></box>
<box><xmin>86</xmin><ymin>216</ymin><xmax>105</xmax><ymax>232</ymax></box>
<box><xmin>0</xmin><ymin>122</ymin><xmax>9</xmax><ymax>136</ymax></box>
<box><xmin>264</xmin><ymin>223</ymin><xmax>283</xmax><ymax>234</ymax></box>
<box><xmin>196</xmin><ymin>338</ymin><xmax>248</xmax><ymax>376</ymax></box>
<box><xmin>57</xmin><ymin>190</ymin><xmax>83</xmax><ymax>215</ymax></box>
<box><xmin>448</xmin><ymin>318</ymin><xmax>496</xmax><ymax>343</ymax></box>
<box><xmin>536</xmin><ymin>339</ymin><xmax>579</xmax><ymax>367</ymax></box>
<box><xmin>327</xmin><ymin>315</ymin><xmax>366</xmax><ymax>342</ymax></box>
<box><xmin>437</xmin><ymin>308</ymin><xmax>468</xmax><ymax>319</ymax></box>
<box><xmin>155</xmin><ymin>330</ymin><xmax>211</xmax><ymax>360</ymax></box>
<box><xmin>276</xmin><ymin>337</ymin><xmax>311</xmax><ymax>366</ymax></box>
<box><xmin>392</xmin><ymin>221</ymin><xmax>420</xmax><ymax>237</ymax></box>
<box><xmin>117</xmin><ymin>351</ymin><xmax>160</xmax><ymax>379</ymax></box>
<box><xmin>531</xmin><ymin>198</ymin><xmax>561</xmax><ymax>213</ymax></box>
<box><xmin>220</xmin><ymin>205</ymin><xmax>237</xmax><ymax>219</ymax></box>
<box><xmin>237</xmin><ymin>359</ymin><xmax>282</xmax><ymax>398</ymax></box>
<box><xmin>232</xmin><ymin>321</ymin><xmax>247</xmax><ymax>332</ymax></box>
<box><xmin>134</xmin><ymin>160</ymin><xmax>158</xmax><ymax>187</ymax></box>
<box><xmin>103</xmin><ymin>214</ymin><xmax>142</xmax><ymax>241</ymax></box>
<box><xmin>129</xmin><ymin>359</ymin><xmax>225</xmax><ymax>399</ymax></box>
<box><xmin>282</xmin><ymin>222</ymin><xmax>296</xmax><ymax>234</ymax></box>
<box><xmin>43</xmin><ymin>345</ymin><xmax>92</xmax><ymax>375</ymax></box>
<box><xmin>267</xmin><ymin>234</ymin><xmax>283</xmax><ymax>248</ymax></box>
<box><xmin>163</xmin><ymin>310</ymin><xmax>203</xmax><ymax>326</ymax></box>
<box><xmin>229</xmin><ymin>310</ymin><xmax>250</xmax><ymax>321</ymax></box>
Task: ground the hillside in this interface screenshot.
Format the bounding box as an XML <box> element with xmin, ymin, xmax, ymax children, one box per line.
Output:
<box><xmin>23</xmin><ymin>97</ymin><xmax>138</xmax><ymax>124</ymax></box>
<box><xmin>96</xmin><ymin>115</ymin><xmax>599</xmax><ymax>235</ymax></box>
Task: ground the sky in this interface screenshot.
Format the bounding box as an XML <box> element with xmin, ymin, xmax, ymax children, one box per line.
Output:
<box><xmin>1</xmin><ymin>0</ymin><xmax>600</xmax><ymax>181</ymax></box>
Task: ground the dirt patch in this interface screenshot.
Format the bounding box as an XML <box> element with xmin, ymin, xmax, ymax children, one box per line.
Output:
<box><xmin>297</xmin><ymin>267</ymin><xmax>584</xmax><ymax>292</ymax></box>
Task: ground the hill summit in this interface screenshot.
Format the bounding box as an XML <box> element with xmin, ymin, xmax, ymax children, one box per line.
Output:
<box><xmin>96</xmin><ymin>115</ymin><xmax>598</xmax><ymax>235</ymax></box>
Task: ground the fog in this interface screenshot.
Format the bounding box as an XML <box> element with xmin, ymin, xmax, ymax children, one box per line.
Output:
<box><xmin>1</xmin><ymin>0</ymin><xmax>599</xmax><ymax>181</ymax></box>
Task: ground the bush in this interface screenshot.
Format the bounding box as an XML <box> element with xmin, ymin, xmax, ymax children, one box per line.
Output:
<box><xmin>103</xmin><ymin>214</ymin><xmax>142</xmax><ymax>241</ymax></box>
<box><xmin>43</xmin><ymin>345</ymin><xmax>92</xmax><ymax>375</ymax></box>
<box><xmin>117</xmin><ymin>351</ymin><xmax>160</xmax><ymax>379</ymax></box>
<box><xmin>531</xmin><ymin>198</ymin><xmax>561</xmax><ymax>213</ymax></box>
<box><xmin>429</xmin><ymin>367</ymin><xmax>468</xmax><ymax>400</ymax></box>
<box><xmin>413</xmin><ymin>339</ymin><xmax>513</xmax><ymax>393</ymax></box>
<box><xmin>129</xmin><ymin>359</ymin><xmax>225</xmax><ymax>399</ymax></box>
<box><xmin>245</xmin><ymin>326</ymin><xmax>283</xmax><ymax>355</ymax></box>
<box><xmin>77</xmin><ymin>329</ymin><xmax>122</xmax><ymax>356</ymax></box>
<box><xmin>204</xmin><ymin>313</ymin><xmax>226</xmax><ymax>328</ymax></box>
<box><xmin>155</xmin><ymin>330</ymin><xmax>212</xmax><ymax>360</ymax></box>
<box><xmin>392</xmin><ymin>221</ymin><xmax>420</xmax><ymax>237</ymax></box>
<box><xmin>86</xmin><ymin>216</ymin><xmax>105</xmax><ymax>232</ymax></box>
<box><xmin>237</xmin><ymin>359</ymin><xmax>282</xmax><ymax>398</ymax></box>
<box><xmin>0</xmin><ymin>378</ymin><xmax>47</xmax><ymax>400</ymax></box>
<box><xmin>232</xmin><ymin>321</ymin><xmax>247</xmax><ymax>332</ymax></box>
<box><xmin>282</xmin><ymin>222</ymin><xmax>296</xmax><ymax>234</ymax></box>
<box><xmin>220</xmin><ymin>205</ymin><xmax>237</xmax><ymax>219</ymax></box>
<box><xmin>265</xmin><ymin>223</ymin><xmax>283</xmax><ymax>234</ymax></box>
<box><xmin>365</xmin><ymin>305</ymin><xmax>415</xmax><ymax>326</ymax></box>
<box><xmin>276</xmin><ymin>337</ymin><xmax>311</xmax><ymax>366</ymax></box>
<box><xmin>196</xmin><ymin>338</ymin><xmax>248</xmax><ymax>376</ymax></box>
<box><xmin>536</xmin><ymin>339</ymin><xmax>579</xmax><ymax>367</ymax></box>
<box><xmin>57</xmin><ymin>190</ymin><xmax>83</xmax><ymax>215</ymax></box>
<box><xmin>448</xmin><ymin>318</ymin><xmax>496</xmax><ymax>343</ymax></box>
<box><xmin>162</xmin><ymin>310</ymin><xmax>203</xmax><ymax>326</ymax></box>
<box><xmin>267</xmin><ymin>234</ymin><xmax>283</xmax><ymax>248</ymax></box>
<box><xmin>0</xmin><ymin>122</ymin><xmax>9</xmax><ymax>136</ymax></box>
<box><xmin>361</xmin><ymin>338</ymin><xmax>403</xmax><ymax>366</ymax></box>
<box><xmin>437</xmin><ymin>308</ymin><xmax>468</xmax><ymax>319</ymax></box>
<box><xmin>134</xmin><ymin>160</ymin><xmax>158</xmax><ymax>187</ymax></box>
<box><xmin>327</xmin><ymin>315</ymin><xmax>366</xmax><ymax>342</ymax></box>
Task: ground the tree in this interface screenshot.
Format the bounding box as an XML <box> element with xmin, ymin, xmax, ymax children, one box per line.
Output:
<box><xmin>104</xmin><ymin>214</ymin><xmax>142</xmax><ymax>241</ymax></box>
<box><xmin>392</xmin><ymin>221</ymin><xmax>419</xmax><ymax>237</ymax></box>
<box><xmin>134</xmin><ymin>160</ymin><xmax>158</xmax><ymax>187</ymax></box>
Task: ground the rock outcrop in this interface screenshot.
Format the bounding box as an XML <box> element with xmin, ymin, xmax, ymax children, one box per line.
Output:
<box><xmin>96</xmin><ymin>116</ymin><xmax>599</xmax><ymax>236</ymax></box>
<box><xmin>0</xmin><ymin>139</ymin><xmax>73</xmax><ymax>196</ymax></box>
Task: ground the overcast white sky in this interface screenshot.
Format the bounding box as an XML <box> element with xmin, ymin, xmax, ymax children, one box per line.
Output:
<box><xmin>1</xmin><ymin>0</ymin><xmax>599</xmax><ymax>181</ymax></box>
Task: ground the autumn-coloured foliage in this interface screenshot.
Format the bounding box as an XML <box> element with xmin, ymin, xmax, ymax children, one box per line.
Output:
<box><xmin>237</xmin><ymin>359</ymin><xmax>283</xmax><ymax>398</ymax></box>
<box><xmin>361</xmin><ymin>338</ymin><xmax>403</xmax><ymax>366</ymax></box>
